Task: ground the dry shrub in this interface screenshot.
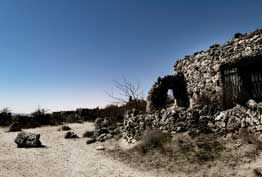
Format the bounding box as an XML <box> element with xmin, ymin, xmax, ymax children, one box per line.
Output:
<box><xmin>130</xmin><ymin>131</ymin><xmax>224</xmax><ymax>162</ymax></box>
<box><xmin>171</xmin><ymin>133</ymin><xmax>224</xmax><ymax>162</ymax></box>
<box><xmin>194</xmin><ymin>135</ymin><xmax>224</xmax><ymax>162</ymax></box>
<box><xmin>58</xmin><ymin>125</ymin><xmax>71</xmax><ymax>131</ymax></box>
<box><xmin>82</xmin><ymin>130</ymin><xmax>94</xmax><ymax>138</ymax></box>
<box><xmin>107</xmin><ymin>131</ymin><xmax>261</xmax><ymax>176</ymax></box>
<box><xmin>171</xmin><ymin>133</ymin><xmax>196</xmax><ymax>160</ymax></box>
<box><xmin>133</xmin><ymin>129</ymin><xmax>172</xmax><ymax>154</ymax></box>
<box><xmin>239</xmin><ymin>128</ymin><xmax>262</xmax><ymax>150</ymax></box>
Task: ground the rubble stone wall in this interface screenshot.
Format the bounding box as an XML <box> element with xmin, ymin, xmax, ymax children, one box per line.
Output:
<box><xmin>123</xmin><ymin>100</ymin><xmax>262</xmax><ymax>143</ymax></box>
<box><xmin>174</xmin><ymin>29</ymin><xmax>262</xmax><ymax>109</ymax></box>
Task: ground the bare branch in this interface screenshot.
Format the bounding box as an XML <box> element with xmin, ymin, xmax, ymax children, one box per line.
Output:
<box><xmin>106</xmin><ymin>77</ymin><xmax>144</xmax><ymax>104</ymax></box>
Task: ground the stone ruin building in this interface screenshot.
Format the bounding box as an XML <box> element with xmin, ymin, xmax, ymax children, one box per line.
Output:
<box><xmin>123</xmin><ymin>29</ymin><xmax>262</xmax><ymax>142</ymax></box>
<box><xmin>147</xmin><ymin>29</ymin><xmax>262</xmax><ymax>112</ymax></box>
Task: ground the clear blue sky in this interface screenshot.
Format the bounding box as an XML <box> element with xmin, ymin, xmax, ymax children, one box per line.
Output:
<box><xmin>0</xmin><ymin>0</ymin><xmax>262</xmax><ymax>113</ymax></box>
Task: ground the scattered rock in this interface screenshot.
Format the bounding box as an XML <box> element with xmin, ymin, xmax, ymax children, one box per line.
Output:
<box><xmin>8</xmin><ymin>122</ymin><xmax>22</xmax><ymax>132</ymax></box>
<box><xmin>86</xmin><ymin>138</ymin><xmax>96</xmax><ymax>144</ymax></box>
<box><xmin>96</xmin><ymin>133</ymin><xmax>106</xmax><ymax>142</ymax></box>
<box><xmin>64</xmin><ymin>131</ymin><xmax>79</xmax><ymax>139</ymax></box>
<box><xmin>105</xmin><ymin>133</ymin><xmax>113</xmax><ymax>140</ymax></box>
<box><xmin>15</xmin><ymin>132</ymin><xmax>42</xmax><ymax>148</ymax></box>
<box><xmin>96</xmin><ymin>145</ymin><xmax>105</xmax><ymax>151</ymax></box>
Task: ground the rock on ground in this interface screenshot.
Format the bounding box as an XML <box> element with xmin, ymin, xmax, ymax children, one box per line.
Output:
<box><xmin>58</xmin><ymin>125</ymin><xmax>71</xmax><ymax>131</ymax></box>
<box><xmin>14</xmin><ymin>131</ymin><xmax>42</xmax><ymax>148</ymax></box>
<box><xmin>96</xmin><ymin>145</ymin><xmax>105</xmax><ymax>151</ymax></box>
<box><xmin>64</xmin><ymin>131</ymin><xmax>79</xmax><ymax>139</ymax></box>
<box><xmin>86</xmin><ymin>138</ymin><xmax>96</xmax><ymax>144</ymax></box>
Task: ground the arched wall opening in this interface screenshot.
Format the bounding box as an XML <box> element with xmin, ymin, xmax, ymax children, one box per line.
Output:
<box><xmin>147</xmin><ymin>73</ymin><xmax>189</xmax><ymax>112</ymax></box>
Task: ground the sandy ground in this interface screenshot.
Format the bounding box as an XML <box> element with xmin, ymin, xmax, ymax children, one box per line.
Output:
<box><xmin>0</xmin><ymin>123</ymin><xmax>156</xmax><ymax>177</ymax></box>
<box><xmin>1</xmin><ymin>123</ymin><xmax>262</xmax><ymax>177</ymax></box>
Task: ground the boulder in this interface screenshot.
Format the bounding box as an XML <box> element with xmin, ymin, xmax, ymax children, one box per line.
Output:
<box><xmin>8</xmin><ymin>122</ymin><xmax>22</xmax><ymax>132</ymax></box>
<box><xmin>15</xmin><ymin>132</ymin><xmax>42</xmax><ymax>148</ymax></box>
<box><xmin>64</xmin><ymin>131</ymin><xmax>79</xmax><ymax>139</ymax></box>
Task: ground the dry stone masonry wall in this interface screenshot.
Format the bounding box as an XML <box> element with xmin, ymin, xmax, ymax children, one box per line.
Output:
<box><xmin>123</xmin><ymin>100</ymin><xmax>262</xmax><ymax>142</ymax></box>
<box><xmin>174</xmin><ymin>29</ymin><xmax>262</xmax><ymax>109</ymax></box>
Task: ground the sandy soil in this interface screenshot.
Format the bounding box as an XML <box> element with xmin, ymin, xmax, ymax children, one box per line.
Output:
<box><xmin>0</xmin><ymin>123</ymin><xmax>156</xmax><ymax>177</ymax></box>
<box><xmin>1</xmin><ymin>123</ymin><xmax>262</xmax><ymax>177</ymax></box>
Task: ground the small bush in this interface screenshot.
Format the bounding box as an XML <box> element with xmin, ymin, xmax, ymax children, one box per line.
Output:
<box><xmin>58</xmin><ymin>125</ymin><xmax>71</xmax><ymax>131</ymax></box>
<box><xmin>0</xmin><ymin>107</ymin><xmax>12</xmax><ymax>126</ymax></box>
<box><xmin>82</xmin><ymin>130</ymin><xmax>94</xmax><ymax>138</ymax></box>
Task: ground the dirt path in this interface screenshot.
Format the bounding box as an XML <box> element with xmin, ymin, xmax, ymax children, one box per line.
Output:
<box><xmin>0</xmin><ymin>123</ymin><xmax>156</xmax><ymax>177</ymax></box>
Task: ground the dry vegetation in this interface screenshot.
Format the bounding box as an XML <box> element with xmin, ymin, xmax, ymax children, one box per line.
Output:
<box><xmin>82</xmin><ymin>130</ymin><xmax>94</xmax><ymax>138</ymax></box>
<box><xmin>107</xmin><ymin>130</ymin><xmax>262</xmax><ymax>177</ymax></box>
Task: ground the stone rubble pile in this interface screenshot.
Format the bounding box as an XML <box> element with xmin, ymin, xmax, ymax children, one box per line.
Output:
<box><xmin>214</xmin><ymin>100</ymin><xmax>262</xmax><ymax>133</ymax></box>
<box><xmin>92</xmin><ymin>117</ymin><xmax>122</xmax><ymax>142</ymax></box>
<box><xmin>123</xmin><ymin>100</ymin><xmax>262</xmax><ymax>143</ymax></box>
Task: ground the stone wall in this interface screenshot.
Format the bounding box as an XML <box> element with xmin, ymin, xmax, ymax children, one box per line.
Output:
<box><xmin>174</xmin><ymin>29</ymin><xmax>262</xmax><ymax>109</ymax></box>
<box><xmin>125</xmin><ymin>29</ymin><xmax>262</xmax><ymax>143</ymax></box>
<box><xmin>123</xmin><ymin>100</ymin><xmax>262</xmax><ymax>142</ymax></box>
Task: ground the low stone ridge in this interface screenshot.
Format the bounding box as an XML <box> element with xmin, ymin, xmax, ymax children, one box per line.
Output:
<box><xmin>8</xmin><ymin>122</ymin><xmax>22</xmax><ymax>132</ymax></box>
<box><xmin>64</xmin><ymin>131</ymin><xmax>79</xmax><ymax>139</ymax></box>
<box><xmin>15</xmin><ymin>132</ymin><xmax>42</xmax><ymax>148</ymax></box>
<box><xmin>123</xmin><ymin>100</ymin><xmax>262</xmax><ymax>142</ymax></box>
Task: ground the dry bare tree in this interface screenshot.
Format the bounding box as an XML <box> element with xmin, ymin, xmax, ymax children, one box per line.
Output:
<box><xmin>107</xmin><ymin>77</ymin><xmax>144</xmax><ymax>104</ymax></box>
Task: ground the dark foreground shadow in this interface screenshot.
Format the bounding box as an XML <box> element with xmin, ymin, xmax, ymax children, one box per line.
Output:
<box><xmin>17</xmin><ymin>145</ymin><xmax>48</xmax><ymax>149</ymax></box>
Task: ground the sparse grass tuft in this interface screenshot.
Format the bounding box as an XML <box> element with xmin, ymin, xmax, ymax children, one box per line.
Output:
<box><xmin>239</xmin><ymin>128</ymin><xmax>262</xmax><ymax>150</ymax></box>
